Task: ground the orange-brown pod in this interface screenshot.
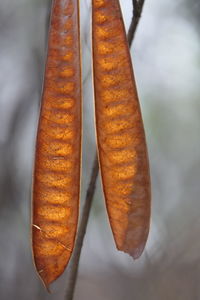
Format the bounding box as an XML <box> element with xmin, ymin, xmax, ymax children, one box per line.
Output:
<box><xmin>32</xmin><ymin>0</ymin><xmax>81</xmax><ymax>287</ymax></box>
<box><xmin>92</xmin><ymin>0</ymin><xmax>151</xmax><ymax>258</ymax></box>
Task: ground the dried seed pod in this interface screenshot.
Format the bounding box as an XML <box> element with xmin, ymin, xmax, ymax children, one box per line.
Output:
<box><xmin>32</xmin><ymin>0</ymin><xmax>81</xmax><ymax>287</ymax></box>
<box><xmin>92</xmin><ymin>0</ymin><xmax>151</xmax><ymax>258</ymax></box>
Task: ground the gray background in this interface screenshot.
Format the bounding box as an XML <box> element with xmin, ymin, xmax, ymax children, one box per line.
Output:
<box><xmin>0</xmin><ymin>0</ymin><xmax>200</xmax><ymax>299</ymax></box>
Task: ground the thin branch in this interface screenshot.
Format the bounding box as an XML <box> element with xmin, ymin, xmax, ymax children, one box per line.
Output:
<box><xmin>65</xmin><ymin>0</ymin><xmax>146</xmax><ymax>299</ymax></box>
<box><xmin>128</xmin><ymin>0</ymin><xmax>145</xmax><ymax>46</ymax></box>
<box><xmin>65</xmin><ymin>154</ymin><xmax>99</xmax><ymax>300</ymax></box>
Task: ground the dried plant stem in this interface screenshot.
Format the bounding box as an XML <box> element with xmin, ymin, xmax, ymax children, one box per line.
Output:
<box><xmin>128</xmin><ymin>0</ymin><xmax>145</xmax><ymax>46</ymax></box>
<box><xmin>65</xmin><ymin>155</ymin><xmax>99</xmax><ymax>300</ymax></box>
<box><xmin>65</xmin><ymin>1</ymin><xmax>146</xmax><ymax>299</ymax></box>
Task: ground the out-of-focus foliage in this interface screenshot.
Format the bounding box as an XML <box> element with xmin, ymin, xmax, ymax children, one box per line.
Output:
<box><xmin>0</xmin><ymin>0</ymin><xmax>200</xmax><ymax>299</ymax></box>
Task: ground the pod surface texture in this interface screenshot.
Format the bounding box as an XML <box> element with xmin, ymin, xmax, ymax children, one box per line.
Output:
<box><xmin>92</xmin><ymin>0</ymin><xmax>151</xmax><ymax>258</ymax></box>
<box><xmin>32</xmin><ymin>0</ymin><xmax>81</xmax><ymax>287</ymax></box>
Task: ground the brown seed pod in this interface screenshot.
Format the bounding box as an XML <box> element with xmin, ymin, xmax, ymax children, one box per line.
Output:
<box><xmin>92</xmin><ymin>0</ymin><xmax>151</xmax><ymax>258</ymax></box>
<box><xmin>32</xmin><ymin>0</ymin><xmax>81</xmax><ymax>287</ymax></box>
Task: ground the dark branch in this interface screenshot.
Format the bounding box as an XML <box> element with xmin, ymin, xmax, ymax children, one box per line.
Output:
<box><xmin>65</xmin><ymin>155</ymin><xmax>99</xmax><ymax>300</ymax></box>
<box><xmin>128</xmin><ymin>0</ymin><xmax>145</xmax><ymax>46</ymax></box>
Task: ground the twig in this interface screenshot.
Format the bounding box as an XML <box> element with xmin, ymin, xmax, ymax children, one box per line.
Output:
<box><xmin>64</xmin><ymin>0</ymin><xmax>146</xmax><ymax>299</ymax></box>
<box><xmin>65</xmin><ymin>155</ymin><xmax>99</xmax><ymax>300</ymax></box>
<box><xmin>128</xmin><ymin>0</ymin><xmax>145</xmax><ymax>46</ymax></box>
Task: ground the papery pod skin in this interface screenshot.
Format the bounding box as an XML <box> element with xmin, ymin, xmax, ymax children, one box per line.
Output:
<box><xmin>32</xmin><ymin>0</ymin><xmax>81</xmax><ymax>287</ymax></box>
<box><xmin>92</xmin><ymin>0</ymin><xmax>151</xmax><ymax>258</ymax></box>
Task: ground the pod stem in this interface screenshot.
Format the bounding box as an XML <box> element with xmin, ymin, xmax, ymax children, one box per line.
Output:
<box><xmin>65</xmin><ymin>155</ymin><xmax>99</xmax><ymax>300</ymax></box>
<box><xmin>64</xmin><ymin>1</ymin><xmax>146</xmax><ymax>299</ymax></box>
<box><xmin>128</xmin><ymin>0</ymin><xmax>145</xmax><ymax>46</ymax></box>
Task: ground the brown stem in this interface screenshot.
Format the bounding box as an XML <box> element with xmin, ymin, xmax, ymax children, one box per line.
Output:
<box><xmin>128</xmin><ymin>0</ymin><xmax>145</xmax><ymax>46</ymax></box>
<box><xmin>64</xmin><ymin>0</ymin><xmax>146</xmax><ymax>299</ymax></box>
<box><xmin>64</xmin><ymin>155</ymin><xmax>99</xmax><ymax>300</ymax></box>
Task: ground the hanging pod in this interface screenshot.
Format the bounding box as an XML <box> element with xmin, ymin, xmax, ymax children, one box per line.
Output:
<box><xmin>92</xmin><ymin>0</ymin><xmax>151</xmax><ymax>258</ymax></box>
<box><xmin>32</xmin><ymin>0</ymin><xmax>151</xmax><ymax>289</ymax></box>
<box><xmin>32</xmin><ymin>0</ymin><xmax>81</xmax><ymax>287</ymax></box>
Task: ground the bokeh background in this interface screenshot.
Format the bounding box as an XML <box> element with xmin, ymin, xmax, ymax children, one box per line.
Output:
<box><xmin>0</xmin><ymin>0</ymin><xmax>200</xmax><ymax>299</ymax></box>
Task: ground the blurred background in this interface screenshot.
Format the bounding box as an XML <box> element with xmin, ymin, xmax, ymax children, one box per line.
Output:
<box><xmin>0</xmin><ymin>0</ymin><xmax>200</xmax><ymax>299</ymax></box>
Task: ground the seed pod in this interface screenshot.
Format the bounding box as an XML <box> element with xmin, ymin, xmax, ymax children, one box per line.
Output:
<box><xmin>32</xmin><ymin>0</ymin><xmax>81</xmax><ymax>287</ymax></box>
<box><xmin>92</xmin><ymin>0</ymin><xmax>151</xmax><ymax>258</ymax></box>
